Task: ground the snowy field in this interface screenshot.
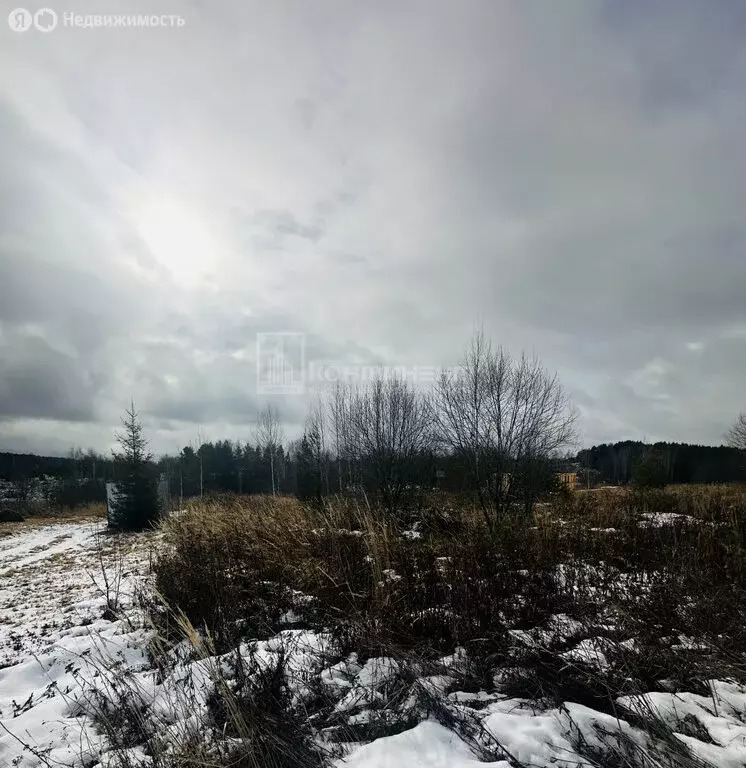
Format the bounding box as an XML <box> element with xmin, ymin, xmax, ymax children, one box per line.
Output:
<box><xmin>1</xmin><ymin>520</ymin><xmax>746</xmax><ymax>767</ymax></box>
<box><xmin>0</xmin><ymin>521</ymin><xmax>153</xmax><ymax>766</ymax></box>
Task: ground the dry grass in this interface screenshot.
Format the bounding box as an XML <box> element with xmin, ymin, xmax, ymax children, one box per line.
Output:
<box><xmin>156</xmin><ymin>494</ymin><xmax>364</xmax><ymax>648</ymax></box>
<box><xmin>73</xmin><ymin>598</ymin><xmax>336</xmax><ymax>768</ymax></box>
<box><xmin>66</xmin><ymin>486</ymin><xmax>746</xmax><ymax>768</ymax></box>
<box><xmin>542</xmin><ymin>483</ymin><xmax>746</xmax><ymax>526</ymax></box>
<box><xmin>155</xmin><ymin>487</ymin><xmax>746</xmax><ymax>671</ymax></box>
<box><xmin>0</xmin><ymin>502</ymin><xmax>106</xmax><ymax>538</ymax></box>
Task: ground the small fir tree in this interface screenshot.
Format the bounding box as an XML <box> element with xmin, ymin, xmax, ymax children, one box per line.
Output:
<box><xmin>110</xmin><ymin>402</ymin><xmax>160</xmax><ymax>530</ymax></box>
<box><xmin>631</xmin><ymin>451</ymin><xmax>667</xmax><ymax>491</ymax></box>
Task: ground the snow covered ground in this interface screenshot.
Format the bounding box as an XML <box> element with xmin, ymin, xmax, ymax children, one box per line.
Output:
<box><xmin>0</xmin><ymin>521</ymin><xmax>153</xmax><ymax>766</ymax></box>
<box><xmin>0</xmin><ymin>520</ymin><xmax>151</xmax><ymax>667</ymax></box>
<box><xmin>1</xmin><ymin>520</ymin><xmax>746</xmax><ymax>768</ymax></box>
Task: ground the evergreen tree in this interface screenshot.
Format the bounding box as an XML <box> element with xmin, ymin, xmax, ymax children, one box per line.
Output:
<box><xmin>110</xmin><ymin>403</ymin><xmax>160</xmax><ymax>530</ymax></box>
<box><xmin>511</xmin><ymin>455</ymin><xmax>561</xmax><ymax>515</ymax></box>
<box><xmin>294</xmin><ymin>434</ymin><xmax>319</xmax><ymax>501</ymax></box>
<box><xmin>631</xmin><ymin>450</ymin><xmax>667</xmax><ymax>491</ymax></box>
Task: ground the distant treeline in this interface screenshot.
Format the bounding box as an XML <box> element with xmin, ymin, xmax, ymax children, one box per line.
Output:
<box><xmin>1</xmin><ymin>443</ymin><xmax>443</xmax><ymax>502</ymax></box>
<box><xmin>578</xmin><ymin>441</ymin><xmax>746</xmax><ymax>485</ymax></box>
<box><xmin>0</xmin><ymin>450</ymin><xmax>113</xmax><ymax>482</ymax></box>
<box><xmin>2</xmin><ymin>437</ymin><xmax>744</xmax><ymax>509</ymax></box>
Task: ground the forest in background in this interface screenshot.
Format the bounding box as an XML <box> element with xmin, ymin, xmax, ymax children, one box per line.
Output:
<box><xmin>1</xmin><ymin>438</ymin><xmax>744</xmax><ymax>510</ymax></box>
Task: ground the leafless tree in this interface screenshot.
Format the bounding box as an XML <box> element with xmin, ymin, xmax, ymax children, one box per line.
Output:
<box><xmin>11</xmin><ymin>475</ymin><xmax>33</xmax><ymax>511</ymax></box>
<box><xmin>256</xmin><ymin>404</ymin><xmax>284</xmax><ymax>496</ymax></box>
<box><xmin>348</xmin><ymin>372</ymin><xmax>431</xmax><ymax>511</ymax></box>
<box><xmin>68</xmin><ymin>446</ymin><xmax>85</xmax><ymax>481</ymax></box>
<box><xmin>727</xmin><ymin>413</ymin><xmax>746</xmax><ymax>451</ymax></box>
<box><xmin>85</xmin><ymin>448</ymin><xmax>99</xmax><ymax>481</ymax></box>
<box><xmin>431</xmin><ymin>329</ymin><xmax>494</xmax><ymax>517</ymax></box>
<box><xmin>328</xmin><ymin>382</ymin><xmax>356</xmax><ymax>492</ymax></box>
<box><xmin>193</xmin><ymin>427</ymin><xmax>207</xmax><ymax>499</ymax></box>
<box><xmin>306</xmin><ymin>397</ymin><xmax>330</xmax><ymax>496</ymax></box>
<box><xmin>433</xmin><ymin>330</ymin><xmax>577</xmax><ymax>528</ymax></box>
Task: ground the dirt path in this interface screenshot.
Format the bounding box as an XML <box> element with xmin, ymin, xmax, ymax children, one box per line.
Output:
<box><xmin>0</xmin><ymin>521</ymin><xmax>152</xmax><ymax>667</ymax></box>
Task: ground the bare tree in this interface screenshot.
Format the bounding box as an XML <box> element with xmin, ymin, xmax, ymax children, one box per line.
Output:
<box><xmin>85</xmin><ymin>448</ymin><xmax>99</xmax><ymax>481</ymax></box>
<box><xmin>328</xmin><ymin>382</ymin><xmax>355</xmax><ymax>492</ymax></box>
<box><xmin>11</xmin><ymin>475</ymin><xmax>33</xmax><ymax>512</ymax></box>
<box><xmin>68</xmin><ymin>446</ymin><xmax>85</xmax><ymax>482</ymax></box>
<box><xmin>348</xmin><ymin>372</ymin><xmax>431</xmax><ymax>512</ymax></box>
<box><xmin>727</xmin><ymin>413</ymin><xmax>746</xmax><ymax>451</ymax></box>
<box><xmin>433</xmin><ymin>330</ymin><xmax>577</xmax><ymax>528</ymax></box>
<box><xmin>306</xmin><ymin>397</ymin><xmax>329</xmax><ymax>496</ymax></box>
<box><xmin>256</xmin><ymin>404</ymin><xmax>284</xmax><ymax>496</ymax></box>
<box><xmin>195</xmin><ymin>427</ymin><xmax>206</xmax><ymax>499</ymax></box>
<box><xmin>432</xmin><ymin>329</ymin><xmax>494</xmax><ymax>518</ymax></box>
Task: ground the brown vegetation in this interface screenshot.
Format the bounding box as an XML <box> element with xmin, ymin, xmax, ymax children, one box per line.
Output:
<box><xmin>0</xmin><ymin>501</ymin><xmax>106</xmax><ymax>537</ymax></box>
<box><xmin>72</xmin><ymin>485</ymin><xmax>746</xmax><ymax>768</ymax></box>
<box><xmin>155</xmin><ymin>486</ymin><xmax>746</xmax><ymax>679</ymax></box>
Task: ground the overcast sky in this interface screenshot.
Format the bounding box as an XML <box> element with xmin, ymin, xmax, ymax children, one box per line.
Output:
<box><xmin>1</xmin><ymin>0</ymin><xmax>745</xmax><ymax>457</ymax></box>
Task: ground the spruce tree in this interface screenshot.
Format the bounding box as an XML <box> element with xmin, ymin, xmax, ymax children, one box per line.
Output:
<box><xmin>295</xmin><ymin>434</ymin><xmax>319</xmax><ymax>502</ymax></box>
<box><xmin>110</xmin><ymin>403</ymin><xmax>160</xmax><ymax>530</ymax></box>
<box><xmin>631</xmin><ymin>451</ymin><xmax>667</xmax><ymax>491</ymax></box>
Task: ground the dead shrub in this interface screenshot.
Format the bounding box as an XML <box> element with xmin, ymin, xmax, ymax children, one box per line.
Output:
<box><xmin>153</xmin><ymin>487</ymin><xmax>746</xmax><ymax>691</ymax></box>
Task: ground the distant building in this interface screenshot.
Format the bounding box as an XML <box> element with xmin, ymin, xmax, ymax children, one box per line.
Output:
<box><xmin>556</xmin><ymin>472</ymin><xmax>577</xmax><ymax>490</ymax></box>
<box><xmin>492</xmin><ymin>470</ymin><xmax>578</xmax><ymax>492</ymax></box>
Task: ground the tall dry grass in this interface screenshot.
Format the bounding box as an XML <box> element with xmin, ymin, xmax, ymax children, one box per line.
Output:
<box><xmin>66</xmin><ymin>486</ymin><xmax>746</xmax><ymax>768</ymax></box>
<box><xmin>0</xmin><ymin>501</ymin><xmax>107</xmax><ymax>537</ymax></box>
<box><xmin>155</xmin><ymin>487</ymin><xmax>746</xmax><ymax>674</ymax></box>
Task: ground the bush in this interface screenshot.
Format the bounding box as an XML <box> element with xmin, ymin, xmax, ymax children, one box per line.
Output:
<box><xmin>153</xmin><ymin>488</ymin><xmax>746</xmax><ymax>689</ymax></box>
<box><xmin>154</xmin><ymin>496</ymin><xmax>309</xmax><ymax>649</ymax></box>
<box><xmin>206</xmin><ymin>644</ymin><xmax>326</xmax><ymax>768</ymax></box>
<box><xmin>0</xmin><ymin>506</ymin><xmax>24</xmax><ymax>522</ymax></box>
<box><xmin>51</xmin><ymin>478</ymin><xmax>107</xmax><ymax>510</ymax></box>
<box><xmin>101</xmin><ymin>487</ymin><xmax>746</xmax><ymax>768</ymax></box>
<box><xmin>631</xmin><ymin>451</ymin><xmax>667</xmax><ymax>490</ymax></box>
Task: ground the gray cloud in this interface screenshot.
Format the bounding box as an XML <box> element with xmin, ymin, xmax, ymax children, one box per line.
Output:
<box><xmin>0</xmin><ymin>0</ymin><xmax>745</xmax><ymax>455</ymax></box>
<box><xmin>0</xmin><ymin>330</ymin><xmax>104</xmax><ymax>422</ymax></box>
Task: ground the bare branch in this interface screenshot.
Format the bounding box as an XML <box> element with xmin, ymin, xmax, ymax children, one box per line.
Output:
<box><xmin>727</xmin><ymin>413</ymin><xmax>746</xmax><ymax>451</ymax></box>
